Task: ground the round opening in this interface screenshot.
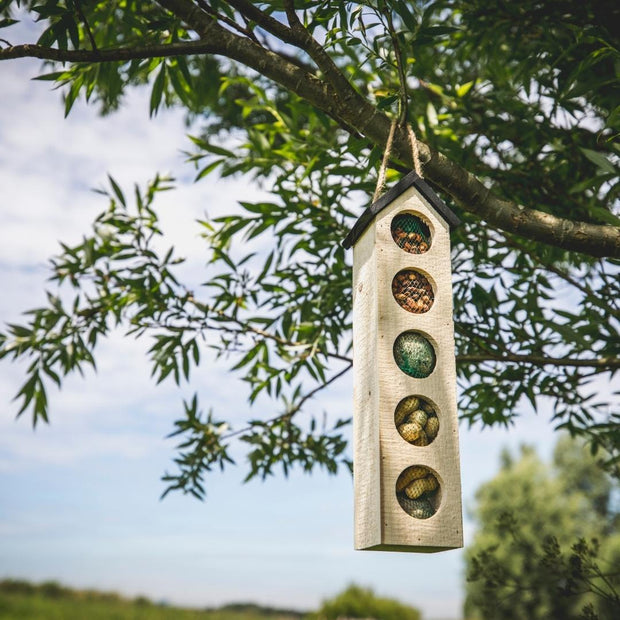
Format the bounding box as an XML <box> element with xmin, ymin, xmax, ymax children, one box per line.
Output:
<box><xmin>393</xmin><ymin>331</ymin><xmax>436</xmax><ymax>378</ymax></box>
<box><xmin>396</xmin><ymin>465</ymin><xmax>441</xmax><ymax>519</ymax></box>
<box><xmin>391</xmin><ymin>213</ymin><xmax>432</xmax><ymax>254</ymax></box>
<box><xmin>394</xmin><ymin>396</ymin><xmax>440</xmax><ymax>446</ymax></box>
<box><xmin>392</xmin><ymin>269</ymin><xmax>434</xmax><ymax>314</ymax></box>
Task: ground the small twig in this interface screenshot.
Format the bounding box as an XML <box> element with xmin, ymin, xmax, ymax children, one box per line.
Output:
<box><xmin>196</xmin><ymin>0</ymin><xmax>259</xmax><ymax>43</ymax></box>
<box><xmin>381</xmin><ymin>1</ymin><xmax>408</xmax><ymax>126</ymax></box>
<box><xmin>184</xmin><ymin>294</ymin><xmax>352</xmax><ymax>363</ymax></box>
<box><xmin>221</xmin><ymin>362</ymin><xmax>353</xmax><ymax>440</ymax></box>
<box><xmin>500</xmin><ymin>236</ymin><xmax>620</xmax><ymax>319</ymax></box>
<box><xmin>454</xmin><ymin>322</ymin><xmax>503</xmax><ymax>358</ymax></box>
<box><xmin>239</xmin><ymin>13</ymin><xmax>259</xmax><ymax>44</ymax></box>
<box><xmin>283</xmin><ymin>0</ymin><xmax>302</xmax><ymax>29</ymax></box>
<box><xmin>73</xmin><ymin>0</ymin><xmax>98</xmax><ymax>52</ymax></box>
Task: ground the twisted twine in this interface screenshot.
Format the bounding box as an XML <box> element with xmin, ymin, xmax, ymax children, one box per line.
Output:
<box><xmin>373</xmin><ymin>121</ymin><xmax>424</xmax><ymax>203</ymax></box>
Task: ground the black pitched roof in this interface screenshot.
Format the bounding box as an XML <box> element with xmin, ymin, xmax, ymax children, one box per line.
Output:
<box><xmin>341</xmin><ymin>171</ymin><xmax>460</xmax><ymax>249</ymax></box>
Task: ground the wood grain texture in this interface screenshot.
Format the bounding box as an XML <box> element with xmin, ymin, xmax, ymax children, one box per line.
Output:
<box><xmin>352</xmin><ymin>221</ymin><xmax>381</xmax><ymax>549</ymax></box>
<box><xmin>352</xmin><ymin>185</ymin><xmax>463</xmax><ymax>552</ymax></box>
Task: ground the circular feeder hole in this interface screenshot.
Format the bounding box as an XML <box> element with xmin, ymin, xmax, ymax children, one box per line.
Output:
<box><xmin>391</xmin><ymin>213</ymin><xmax>432</xmax><ymax>254</ymax></box>
<box><xmin>392</xmin><ymin>269</ymin><xmax>434</xmax><ymax>314</ymax></box>
<box><xmin>396</xmin><ymin>465</ymin><xmax>441</xmax><ymax>519</ymax></box>
<box><xmin>394</xmin><ymin>395</ymin><xmax>440</xmax><ymax>446</ymax></box>
<box><xmin>393</xmin><ymin>331</ymin><xmax>436</xmax><ymax>378</ymax></box>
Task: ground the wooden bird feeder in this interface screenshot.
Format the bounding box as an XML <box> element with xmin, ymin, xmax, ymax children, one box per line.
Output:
<box><xmin>342</xmin><ymin>171</ymin><xmax>463</xmax><ymax>552</ymax></box>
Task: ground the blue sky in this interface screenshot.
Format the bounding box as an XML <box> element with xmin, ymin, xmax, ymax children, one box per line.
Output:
<box><xmin>0</xmin><ymin>28</ymin><xmax>567</xmax><ymax>620</ymax></box>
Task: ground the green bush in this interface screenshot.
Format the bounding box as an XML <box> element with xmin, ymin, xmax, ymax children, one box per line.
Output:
<box><xmin>39</xmin><ymin>581</ymin><xmax>70</xmax><ymax>599</ymax></box>
<box><xmin>465</xmin><ymin>438</ymin><xmax>620</xmax><ymax>619</ymax></box>
<box><xmin>0</xmin><ymin>580</ymin><xmax>36</xmax><ymax>596</ymax></box>
<box><xmin>312</xmin><ymin>584</ymin><xmax>421</xmax><ymax>620</ymax></box>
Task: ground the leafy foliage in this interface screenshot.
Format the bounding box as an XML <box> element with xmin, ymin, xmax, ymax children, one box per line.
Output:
<box><xmin>0</xmin><ymin>0</ymin><xmax>618</xmax><ymax>496</ymax></box>
<box><xmin>310</xmin><ymin>584</ymin><xmax>421</xmax><ymax>620</ymax></box>
<box><xmin>0</xmin><ymin>578</ymin><xmax>307</xmax><ymax>619</ymax></box>
<box><xmin>465</xmin><ymin>437</ymin><xmax>620</xmax><ymax>619</ymax></box>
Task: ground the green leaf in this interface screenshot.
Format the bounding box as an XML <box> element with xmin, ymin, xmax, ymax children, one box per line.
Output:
<box><xmin>456</xmin><ymin>81</ymin><xmax>474</xmax><ymax>97</ymax></box>
<box><xmin>195</xmin><ymin>159</ymin><xmax>225</xmax><ymax>181</ymax></box>
<box><xmin>149</xmin><ymin>63</ymin><xmax>167</xmax><ymax>118</ymax></box>
<box><xmin>580</xmin><ymin>148</ymin><xmax>617</xmax><ymax>175</ymax></box>
<box><xmin>107</xmin><ymin>175</ymin><xmax>126</xmax><ymax>207</ymax></box>
<box><xmin>426</xmin><ymin>102</ymin><xmax>438</xmax><ymax>127</ymax></box>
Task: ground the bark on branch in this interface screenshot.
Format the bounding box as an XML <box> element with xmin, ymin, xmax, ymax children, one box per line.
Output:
<box><xmin>455</xmin><ymin>353</ymin><xmax>620</xmax><ymax>370</ymax></box>
<box><xmin>0</xmin><ymin>40</ymin><xmax>217</xmax><ymax>61</ymax></box>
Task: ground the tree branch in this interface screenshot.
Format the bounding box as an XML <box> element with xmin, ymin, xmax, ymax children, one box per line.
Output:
<box><xmin>195</xmin><ymin>0</ymin><xmax>259</xmax><ymax>43</ymax></box>
<box><xmin>130</xmin><ymin>2</ymin><xmax>620</xmax><ymax>259</ymax></box>
<box><xmin>2</xmin><ymin>0</ymin><xmax>618</xmax><ymax>257</ymax></box>
<box><xmin>455</xmin><ymin>353</ymin><xmax>620</xmax><ymax>370</ymax></box>
<box><xmin>225</xmin><ymin>0</ymin><xmax>301</xmax><ymax>46</ymax></box>
<box><xmin>0</xmin><ymin>40</ymin><xmax>216</xmax><ymax>62</ymax></box>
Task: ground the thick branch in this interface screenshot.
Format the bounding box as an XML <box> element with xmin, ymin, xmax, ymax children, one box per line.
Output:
<box><xmin>421</xmin><ymin>148</ymin><xmax>620</xmax><ymax>259</ymax></box>
<box><xmin>281</xmin><ymin>0</ymin><xmax>360</xmax><ymax>98</ymax></box>
<box><xmin>0</xmin><ymin>40</ymin><xmax>216</xmax><ymax>61</ymax></box>
<box><xmin>455</xmin><ymin>353</ymin><xmax>620</xmax><ymax>370</ymax></box>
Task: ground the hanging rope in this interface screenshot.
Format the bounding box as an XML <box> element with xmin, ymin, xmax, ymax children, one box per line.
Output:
<box><xmin>408</xmin><ymin>125</ymin><xmax>423</xmax><ymax>179</ymax></box>
<box><xmin>373</xmin><ymin>120</ymin><xmax>424</xmax><ymax>203</ymax></box>
<box><xmin>373</xmin><ymin>118</ymin><xmax>398</xmax><ymax>203</ymax></box>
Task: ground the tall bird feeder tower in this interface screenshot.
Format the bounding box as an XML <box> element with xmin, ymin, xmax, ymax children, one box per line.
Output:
<box><xmin>343</xmin><ymin>171</ymin><xmax>463</xmax><ymax>552</ymax></box>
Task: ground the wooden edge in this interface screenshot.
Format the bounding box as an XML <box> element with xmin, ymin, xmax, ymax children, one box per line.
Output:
<box><xmin>359</xmin><ymin>543</ymin><xmax>463</xmax><ymax>553</ymax></box>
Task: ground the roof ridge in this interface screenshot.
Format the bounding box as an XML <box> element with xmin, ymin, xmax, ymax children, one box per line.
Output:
<box><xmin>342</xmin><ymin>171</ymin><xmax>460</xmax><ymax>249</ymax></box>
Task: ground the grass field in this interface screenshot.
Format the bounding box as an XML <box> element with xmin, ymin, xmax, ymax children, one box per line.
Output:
<box><xmin>0</xmin><ymin>580</ymin><xmax>305</xmax><ymax>620</ymax></box>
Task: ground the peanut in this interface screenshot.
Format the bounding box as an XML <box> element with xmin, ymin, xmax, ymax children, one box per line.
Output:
<box><xmin>425</xmin><ymin>416</ymin><xmax>440</xmax><ymax>440</ymax></box>
<box><xmin>404</xmin><ymin>475</ymin><xmax>438</xmax><ymax>499</ymax></box>
<box><xmin>394</xmin><ymin>396</ymin><xmax>419</xmax><ymax>425</ymax></box>
<box><xmin>421</xmin><ymin>400</ymin><xmax>435</xmax><ymax>415</ymax></box>
<box><xmin>414</xmin><ymin>429</ymin><xmax>430</xmax><ymax>446</ymax></box>
<box><xmin>398</xmin><ymin>422</ymin><xmax>423</xmax><ymax>443</ymax></box>
<box><xmin>409</xmin><ymin>409</ymin><xmax>428</xmax><ymax>428</ymax></box>
<box><xmin>396</xmin><ymin>465</ymin><xmax>429</xmax><ymax>492</ymax></box>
